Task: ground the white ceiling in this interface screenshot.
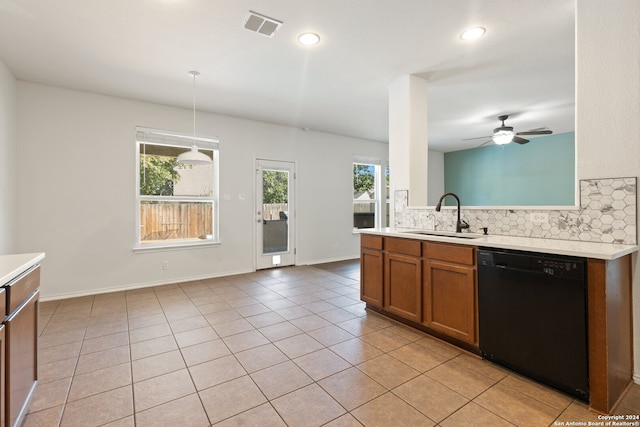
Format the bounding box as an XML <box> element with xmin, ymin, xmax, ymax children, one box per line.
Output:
<box><xmin>0</xmin><ymin>0</ymin><xmax>575</xmax><ymax>152</ymax></box>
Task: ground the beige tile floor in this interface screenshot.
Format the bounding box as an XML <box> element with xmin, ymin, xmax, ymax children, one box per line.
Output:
<box><xmin>27</xmin><ymin>260</ymin><xmax>639</xmax><ymax>426</ymax></box>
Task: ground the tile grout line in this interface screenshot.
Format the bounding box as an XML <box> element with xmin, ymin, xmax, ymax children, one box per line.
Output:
<box><xmin>30</xmin><ymin>262</ymin><xmax>625</xmax><ymax>426</ymax></box>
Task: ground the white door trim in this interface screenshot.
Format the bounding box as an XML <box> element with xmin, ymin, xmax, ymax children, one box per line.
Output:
<box><xmin>255</xmin><ymin>159</ymin><xmax>296</xmax><ymax>270</ymax></box>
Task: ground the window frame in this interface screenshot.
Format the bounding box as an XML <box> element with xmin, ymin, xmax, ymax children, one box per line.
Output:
<box><xmin>385</xmin><ymin>163</ymin><xmax>390</xmax><ymax>228</ymax></box>
<box><xmin>134</xmin><ymin>127</ymin><xmax>220</xmax><ymax>252</ymax></box>
<box><xmin>352</xmin><ymin>157</ymin><xmax>384</xmax><ymax>231</ymax></box>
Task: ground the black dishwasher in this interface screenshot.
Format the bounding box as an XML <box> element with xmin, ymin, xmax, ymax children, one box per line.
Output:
<box><xmin>478</xmin><ymin>248</ymin><xmax>589</xmax><ymax>401</ymax></box>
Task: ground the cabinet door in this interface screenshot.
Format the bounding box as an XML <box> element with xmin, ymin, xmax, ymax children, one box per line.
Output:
<box><xmin>423</xmin><ymin>260</ymin><xmax>477</xmax><ymax>344</ymax></box>
<box><xmin>0</xmin><ymin>324</ymin><xmax>5</xmax><ymax>427</ymax></box>
<box><xmin>5</xmin><ymin>290</ymin><xmax>38</xmax><ymax>427</ymax></box>
<box><xmin>360</xmin><ymin>248</ymin><xmax>383</xmax><ymax>308</ymax></box>
<box><xmin>384</xmin><ymin>253</ymin><xmax>422</xmax><ymax>322</ymax></box>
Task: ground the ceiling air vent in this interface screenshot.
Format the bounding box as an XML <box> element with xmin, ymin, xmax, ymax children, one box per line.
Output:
<box><xmin>243</xmin><ymin>10</ymin><xmax>283</xmax><ymax>38</ymax></box>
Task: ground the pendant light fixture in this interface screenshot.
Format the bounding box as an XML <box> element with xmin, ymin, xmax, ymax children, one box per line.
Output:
<box><xmin>177</xmin><ymin>71</ymin><xmax>212</xmax><ymax>165</ymax></box>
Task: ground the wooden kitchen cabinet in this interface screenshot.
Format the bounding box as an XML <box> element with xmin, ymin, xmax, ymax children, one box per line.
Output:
<box><xmin>360</xmin><ymin>236</ymin><xmax>476</xmax><ymax>337</ymax></box>
<box><xmin>0</xmin><ymin>287</ymin><xmax>5</xmax><ymax>427</ymax></box>
<box><xmin>359</xmin><ymin>233</ymin><xmax>635</xmax><ymax>414</ymax></box>
<box><xmin>360</xmin><ymin>235</ymin><xmax>383</xmax><ymax>308</ymax></box>
<box><xmin>587</xmin><ymin>256</ymin><xmax>633</xmax><ymax>414</ymax></box>
<box><xmin>383</xmin><ymin>238</ymin><xmax>422</xmax><ymax>322</ymax></box>
<box><xmin>423</xmin><ymin>260</ymin><xmax>476</xmax><ymax>343</ymax></box>
<box><xmin>0</xmin><ymin>324</ymin><xmax>5</xmax><ymax>427</ymax></box>
<box><xmin>423</xmin><ymin>242</ymin><xmax>477</xmax><ymax>344</ymax></box>
<box><xmin>3</xmin><ymin>265</ymin><xmax>39</xmax><ymax>427</ymax></box>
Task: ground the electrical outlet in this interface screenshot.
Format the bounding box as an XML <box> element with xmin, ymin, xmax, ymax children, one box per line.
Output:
<box><xmin>530</xmin><ymin>212</ymin><xmax>549</xmax><ymax>224</ymax></box>
<box><xmin>162</xmin><ymin>260</ymin><xmax>169</xmax><ymax>270</ymax></box>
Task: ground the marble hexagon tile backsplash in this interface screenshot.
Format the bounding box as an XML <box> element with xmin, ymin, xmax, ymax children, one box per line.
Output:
<box><xmin>394</xmin><ymin>177</ymin><xmax>637</xmax><ymax>245</ymax></box>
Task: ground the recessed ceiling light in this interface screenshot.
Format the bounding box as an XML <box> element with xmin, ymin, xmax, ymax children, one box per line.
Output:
<box><xmin>298</xmin><ymin>32</ymin><xmax>320</xmax><ymax>46</ymax></box>
<box><xmin>460</xmin><ymin>27</ymin><xmax>486</xmax><ymax>41</ymax></box>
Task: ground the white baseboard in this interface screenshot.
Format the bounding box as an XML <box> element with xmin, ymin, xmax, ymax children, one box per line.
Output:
<box><xmin>301</xmin><ymin>255</ymin><xmax>359</xmax><ymax>266</ymax></box>
<box><xmin>40</xmin><ymin>257</ymin><xmax>360</xmax><ymax>302</ymax></box>
<box><xmin>39</xmin><ymin>268</ymin><xmax>254</xmax><ymax>302</ymax></box>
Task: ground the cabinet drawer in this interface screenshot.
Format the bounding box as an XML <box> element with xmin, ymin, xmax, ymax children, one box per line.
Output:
<box><xmin>424</xmin><ymin>242</ymin><xmax>475</xmax><ymax>266</ymax></box>
<box><xmin>386</xmin><ymin>238</ymin><xmax>421</xmax><ymax>256</ymax></box>
<box><xmin>4</xmin><ymin>265</ymin><xmax>40</xmax><ymax>315</ymax></box>
<box><xmin>361</xmin><ymin>234</ymin><xmax>383</xmax><ymax>250</ymax></box>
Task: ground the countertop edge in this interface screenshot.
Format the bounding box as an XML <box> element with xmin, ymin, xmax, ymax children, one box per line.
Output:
<box><xmin>359</xmin><ymin>229</ymin><xmax>638</xmax><ymax>260</ymax></box>
<box><xmin>0</xmin><ymin>252</ymin><xmax>46</xmax><ymax>285</ymax></box>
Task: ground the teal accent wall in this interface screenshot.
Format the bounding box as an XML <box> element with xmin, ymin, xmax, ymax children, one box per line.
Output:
<box><xmin>443</xmin><ymin>132</ymin><xmax>575</xmax><ymax>206</ymax></box>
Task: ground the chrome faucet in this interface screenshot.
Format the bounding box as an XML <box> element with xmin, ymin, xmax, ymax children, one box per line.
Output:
<box><xmin>427</xmin><ymin>213</ymin><xmax>438</xmax><ymax>230</ymax></box>
<box><xmin>435</xmin><ymin>192</ymin><xmax>469</xmax><ymax>233</ymax></box>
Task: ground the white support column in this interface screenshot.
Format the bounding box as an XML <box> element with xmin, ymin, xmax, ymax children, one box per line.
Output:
<box><xmin>389</xmin><ymin>74</ymin><xmax>429</xmax><ymax>207</ymax></box>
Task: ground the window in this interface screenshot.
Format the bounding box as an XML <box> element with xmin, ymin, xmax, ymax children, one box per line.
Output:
<box><xmin>353</xmin><ymin>159</ymin><xmax>383</xmax><ymax>230</ymax></box>
<box><xmin>135</xmin><ymin>127</ymin><xmax>219</xmax><ymax>249</ymax></box>
<box><xmin>385</xmin><ymin>164</ymin><xmax>390</xmax><ymax>227</ymax></box>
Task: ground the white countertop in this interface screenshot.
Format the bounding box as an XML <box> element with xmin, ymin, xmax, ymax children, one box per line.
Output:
<box><xmin>0</xmin><ymin>253</ymin><xmax>45</xmax><ymax>285</ymax></box>
<box><xmin>360</xmin><ymin>228</ymin><xmax>638</xmax><ymax>260</ymax></box>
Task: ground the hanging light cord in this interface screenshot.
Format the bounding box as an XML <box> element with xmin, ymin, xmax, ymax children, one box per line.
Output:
<box><xmin>191</xmin><ymin>71</ymin><xmax>198</xmax><ymax>144</ymax></box>
<box><xmin>177</xmin><ymin>70</ymin><xmax>210</xmax><ymax>165</ymax></box>
<box><xmin>142</xmin><ymin>133</ymin><xmax>146</xmax><ymax>186</ymax></box>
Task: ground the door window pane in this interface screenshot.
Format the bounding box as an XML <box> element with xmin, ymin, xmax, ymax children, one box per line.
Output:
<box><xmin>262</xmin><ymin>170</ymin><xmax>289</xmax><ymax>253</ymax></box>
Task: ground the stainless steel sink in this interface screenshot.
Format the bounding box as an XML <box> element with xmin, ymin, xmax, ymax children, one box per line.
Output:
<box><xmin>402</xmin><ymin>230</ymin><xmax>484</xmax><ymax>239</ymax></box>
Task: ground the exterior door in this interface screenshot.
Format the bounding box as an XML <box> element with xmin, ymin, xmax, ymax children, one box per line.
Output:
<box><xmin>256</xmin><ymin>159</ymin><xmax>295</xmax><ymax>269</ymax></box>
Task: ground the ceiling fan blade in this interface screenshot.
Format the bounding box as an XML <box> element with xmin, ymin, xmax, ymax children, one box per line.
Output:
<box><xmin>513</xmin><ymin>136</ymin><xmax>529</xmax><ymax>144</ymax></box>
<box><xmin>516</xmin><ymin>130</ymin><xmax>553</xmax><ymax>136</ymax></box>
<box><xmin>463</xmin><ymin>135</ymin><xmax>491</xmax><ymax>141</ymax></box>
<box><xmin>478</xmin><ymin>139</ymin><xmax>493</xmax><ymax>147</ymax></box>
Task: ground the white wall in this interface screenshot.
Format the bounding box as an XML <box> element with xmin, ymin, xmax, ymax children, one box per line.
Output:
<box><xmin>15</xmin><ymin>82</ymin><xmax>388</xmax><ymax>299</ymax></box>
<box><xmin>0</xmin><ymin>60</ymin><xmax>17</xmax><ymax>255</ymax></box>
<box><xmin>575</xmin><ymin>0</ymin><xmax>640</xmax><ymax>381</ymax></box>
<box><xmin>427</xmin><ymin>150</ymin><xmax>444</xmax><ymax>206</ymax></box>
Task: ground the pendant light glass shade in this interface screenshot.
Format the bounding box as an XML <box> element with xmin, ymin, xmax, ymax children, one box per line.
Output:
<box><xmin>177</xmin><ymin>71</ymin><xmax>212</xmax><ymax>165</ymax></box>
<box><xmin>492</xmin><ymin>129</ymin><xmax>515</xmax><ymax>145</ymax></box>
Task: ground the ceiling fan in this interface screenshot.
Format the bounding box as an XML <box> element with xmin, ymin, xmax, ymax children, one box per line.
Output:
<box><xmin>472</xmin><ymin>115</ymin><xmax>553</xmax><ymax>146</ymax></box>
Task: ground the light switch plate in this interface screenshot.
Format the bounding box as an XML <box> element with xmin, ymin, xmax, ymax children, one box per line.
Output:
<box><xmin>530</xmin><ymin>212</ymin><xmax>549</xmax><ymax>224</ymax></box>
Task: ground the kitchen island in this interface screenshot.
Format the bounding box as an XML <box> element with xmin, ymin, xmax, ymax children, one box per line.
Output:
<box><xmin>359</xmin><ymin>228</ymin><xmax>637</xmax><ymax>415</ymax></box>
<box><xmin>0</xmin><ymin>253</ymin><xmax>44</xmax><ymax>427</ymax></box>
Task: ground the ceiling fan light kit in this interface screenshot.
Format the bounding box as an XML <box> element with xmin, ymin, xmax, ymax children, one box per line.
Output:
<box><xmin>493</xmin><ymin>129</ymin><xmax>515</xmax><ymax>145</ymax></box>
<box><xmin>176</xmin><ymin>71</ymin><xmax>212</xmax><ymax>166</ymax></box>
<box><xmin>481</xmin><ymin>114</ymin><xmax>553</xmax><ymax>147</ymax></box>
